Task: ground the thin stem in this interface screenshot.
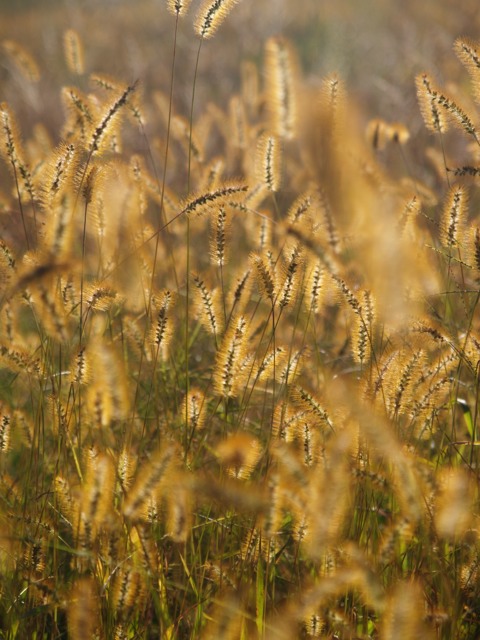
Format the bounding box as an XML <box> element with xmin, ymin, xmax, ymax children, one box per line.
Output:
<box><xmin>184</xmin><ymin>36</ymin><xmax>204</xmax><ymax>457</ymax></box>
<box><xmin>133</xmin><ymin>11</ymin><xmax>182</xmax><ymax>447</ymax></box>
<box><xmin>10</xmin><ymin>160</ymin><xmax>30</xmax><ymax>251</ymax></box>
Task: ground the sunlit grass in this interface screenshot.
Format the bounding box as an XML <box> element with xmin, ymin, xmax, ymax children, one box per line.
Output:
<box><xmin>0</xmin><ymin>2</ymin><xmax>479</xmax><ymax>639</ymax></box>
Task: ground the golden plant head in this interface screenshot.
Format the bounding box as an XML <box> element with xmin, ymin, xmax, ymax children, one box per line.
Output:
<box><xmin>304</xmin><ymin>258</ymin><xmax>324</xmax><ymax>315</ymax></box>
<box><xmin>200</xmin><ymin>593</ymin><xmax>246</xmax><ymax>639</ymax></box>
<box><xmin>111</xmin><ymin>566</ymin><xmax>147</xmax><ymax>620</ymax></box>
<box><xmin>213</xmin><ymin>314</ymin><xmax>248</xmax><ymax>397</ymax></box>
<box><xmin>185</xmin><ymin>387</ymin><xmax>207</xmax><ymax>432</ymax></box>
<box><xmin>366</xmin><ymin>118</ymin><xmax>410</xmax><ymax>150</ymax></box>
<box><xmin>264</xmin><ymin>36</ymin><xmax>299</xmax><ymax>140</ymax></box>
<box><xmin>67</xmin><ymin>578</ymin><xmax>100</xmax><ymax>640</ymax></box>
<box><xmin>215</xmin><ymin>432</ymin><xmax>262</xmax><ymax>480</ymax></box>
<box><xmin>350</xmin><ymin>290</ymin><xmax>375</xmax><ymax>365</ymax></box>
<box><xmin>63</xmin><ymin>29</ymin><xmax>85</xmax><ymax>75</ymax></box>
<box><xmin>228</xmin><ymin>95</ymin><xmax>248</xmax><ymax>150</ymax></box>
<box><xmin>39</xmin><ymin>142</ymin><xmax>77</xmax><ymax>213</ymax></box>
<box><xmin>319</xmin><ymin>73</ymin><xmax>346</xmax><ymax>133</ymax></box>
<box><xmin>164</xmin><ymin>472</ymin><xmax>192</xmax><ymax>542</ymax></box>
<box><xmin>166</xmin><ymin>0</ymin><xmax>192</xmax><ymax>17</ymax></box>
<box><xmin>194</xmin><ymin>0</ymin><xmax>241</xmax><ymax>40</ymax></box>
<box><xmin>227</xmin><ymin>266</ymin><xmax>252</xmax><ymax>313</ymax></box>
<box><xmin>256</xmin><ymin>346</ymin><xmax>288</xmax><ymax>384</ymax></box>
<box><xmin>0</xmin><ymin>102</ymin><xmax>32</xmax><ymax>193</ymax></box>
<box><xmin>181</xmin><ymin>181</ymin><xmax>248</xmax><ymax>218</ymax></box>
<box><xmin>416</xmin><ymin>73</ymin><xmax>449</xmax><ymax>133</ymax></box>
<box><xmin>79</xmin><ymin>453</ymin><xmax>115</xmax><ymax>541</ymax></box>
<box><xmin>383</xmin><ymin>349</ymin><xmax>425</xmax><ymax>418</ymax></box>
<box><xmin>90</xmin><ymin>72</ymin><xmax>147</xmax><ymax>129</ymax></box>
<box><xmin>255</xmin><ymin>132</ymin><xmax>282</xmax><ymax>192</ymax></box>
<box><xmin>277</xmin><ymin>242</ymin><xmax>303</xmax><ymax>309</ymax></box>
<box><xmin>192</xmin><ymin>273</ymin><xmax>224</xmax><ymax>336</ymax></box>
<box><xmin>0</xmin><ymin>411</ymin><xmax>11</xmax><ymax>454</ymax></box>
<box><xmin>123</xmin><ymin>445</ymin><xmax>178</xmax><ymax>521</ymax></box>
<box><xmin>440</xmin><ymin>184</ymin><xmax>468</xmax><ymax>250</ymax></box>
<box><xmin>2</xmin><ymin>40</ymin><xmax>40</xmax><ymax>83</ymax></box>
<box><xmin>117</xmin><ymin>448</ymin><xmax>136</xmax><ymax>492</ymax></box>
<box><xmin>250</xmin><ymin>252</ymin><xmax>276</xmax><ymax>302</ymax></box>
<box><xmin>454</xmin><ymin>37</ymin><xmax>480</xmax><ymax>103</ymax></box>
<box><xmin>382</xmin><ymin>581</ymin><xmax>431</xmax><ymax>640</ymax></box>
<box><xmin>435</xmin><ymin>468</ymin><xmax>475</xmax><ymax>539</ymax></box>
<box><xmin>148</xmin><ymin>289</ymin><xmax>175</xmax><ymax>359</ymax></box>
<box><xmin>209</xmin><ymin>206</ymin><xmax>230</xmax><ymax>267</ymax></box>
<box><xmin>89</xmin><ymin>82</ymin><xmax>138</xmax><ymax>155</ymax></box>
<box><xmin>85</xmin><ymin>339</ymin><xmax>130</xmax><ymax>428</ymax></box>
<box><xmin>468</xmin><ymin>226</ymin><xmax>480</xmax><ymax>272</ymax></box>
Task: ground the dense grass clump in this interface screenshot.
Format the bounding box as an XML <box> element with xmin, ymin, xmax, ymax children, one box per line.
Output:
<box><xmin>0</xmin><ymin>2</ymin><xmax>480</xmax><ymax>638</ymax></box>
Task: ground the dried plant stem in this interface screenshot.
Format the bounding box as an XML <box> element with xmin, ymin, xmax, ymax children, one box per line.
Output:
<box><xmin>183</xmin><ymin>36</ymin><xmax>205</xmax><ymax>454</ymax></box>
<box><xmin>133</xmin><ymin>11</ymin><xmax>182</xmax><ymax>447</ymax></box>
<box><xmin>76</xmin><ymin>194</ymin><xmax>92</xmax><ymax>447</ymax></box>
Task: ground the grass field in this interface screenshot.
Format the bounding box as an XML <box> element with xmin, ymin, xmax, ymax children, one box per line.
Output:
<box><xmin>0</xmin><ymin>0</ymin><xmax>480</xmax><ymax>638</ymax></box>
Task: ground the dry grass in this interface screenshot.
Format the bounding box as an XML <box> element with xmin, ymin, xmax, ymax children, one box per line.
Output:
<box><xmin>0</xmin><ymin>1</ymin><xmax>480</xmax><ymax>638</ymax></box>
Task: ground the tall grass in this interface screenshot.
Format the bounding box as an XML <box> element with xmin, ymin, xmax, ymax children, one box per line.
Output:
<box><xmin>0</xmin><ymin>3</ymin><xmax>479</xmax><ymax>639</ymax></box>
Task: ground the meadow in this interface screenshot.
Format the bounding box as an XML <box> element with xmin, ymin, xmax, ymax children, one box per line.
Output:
<box><xmin>0</xmin><ymin>0</ymin><xmax>480</xmax><ymax>637</ymax></box>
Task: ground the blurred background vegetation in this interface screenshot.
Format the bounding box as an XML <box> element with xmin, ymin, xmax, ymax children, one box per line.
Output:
<box><xmin>1</xmin><ymin>0</ymin><xmax>480</xmax><ymax>186</ymax></box>
<box><xmin>2</xmin><ymin>0</ymin><xmax>480</xmax><ymax>106</ymax></box>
